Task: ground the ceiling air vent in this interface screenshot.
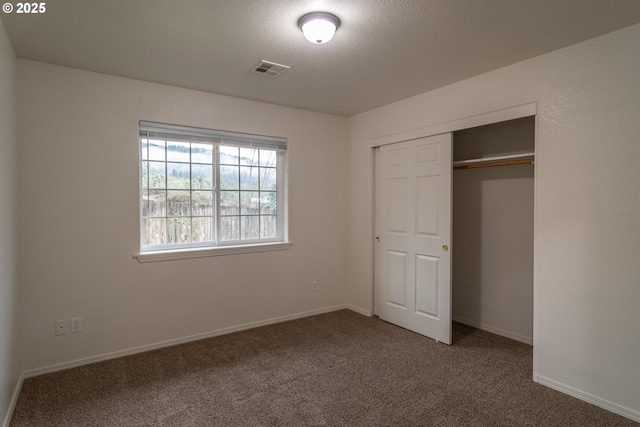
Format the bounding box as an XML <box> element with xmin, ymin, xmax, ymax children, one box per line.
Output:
<box><xmin>251</xmin><ymin>60</ymin><xmax>290</xmax><ymax>77</ymax></box>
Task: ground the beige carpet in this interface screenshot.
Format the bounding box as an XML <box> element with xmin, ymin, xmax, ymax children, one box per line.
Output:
<box><xmin>10</xmin><ymin>310</ymin><xmax>637</xmax><ymax>426</ymax></box>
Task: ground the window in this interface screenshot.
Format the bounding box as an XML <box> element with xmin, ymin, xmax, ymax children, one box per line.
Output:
<box><xmin>138</xmin><ymin>121</ymin><xmax>288</xmax><ymax>257</ymax></box>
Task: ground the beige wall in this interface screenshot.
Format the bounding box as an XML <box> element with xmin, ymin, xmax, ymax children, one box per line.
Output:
<box><xmin>346</xmin><ymin>24</ymin><xmax>640</xmax><ymax>419</ymax></box>
<box><xmin>16</xmin><ymin>60</ymin><xmax>349</xmax><ymax>373</ymax></box>
<box><xmin>453</xmin><ymin>164</ymin><xmax>534</xmax><ymax>343</ymax></box>
<box><xmin>0</xmin><ymin>19</ymin><xmax>20</xmax><ymax>427</ymax></box>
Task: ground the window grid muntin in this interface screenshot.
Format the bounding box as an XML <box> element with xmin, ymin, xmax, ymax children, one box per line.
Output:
<box><xmin>141</xmin><ymin>138</ymin><xmax>216</xmax><ymax>248</ymax></box>
<box><xmin>217</xmin><ymin>147</ymin><xmax>279</xmax><ymax>243</ymax></box>
<box><xmin>140</xmin><ymin>125</ymin><xmax>285</xmax><ymax>252</ymax></box>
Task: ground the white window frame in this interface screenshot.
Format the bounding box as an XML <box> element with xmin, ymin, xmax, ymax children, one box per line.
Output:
<box><xmin>135</xmin><ymin>121</ymin><xmax>291</xmax><ymax>263</ymax></box>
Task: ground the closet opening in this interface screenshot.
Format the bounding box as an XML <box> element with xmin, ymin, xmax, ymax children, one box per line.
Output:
<box><xmin>452</xmin><ymin>116</ymin><xmax>535</xmax><ymax>345</ymax></box>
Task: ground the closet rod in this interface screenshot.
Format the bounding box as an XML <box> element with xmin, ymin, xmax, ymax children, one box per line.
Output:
<box><xmin>453</xmin><ymin>157</ymin><xmax>534</xmax><ymax>170</ymax></box>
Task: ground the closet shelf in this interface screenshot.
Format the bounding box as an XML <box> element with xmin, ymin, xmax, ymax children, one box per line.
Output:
<box><xmin>453</xmin><ymin>152</ymin><xmax>534</xmax><ymax>170</ymax></box>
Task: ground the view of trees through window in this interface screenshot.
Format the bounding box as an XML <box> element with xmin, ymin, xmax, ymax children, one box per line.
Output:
<box><xmin>141</xmin><ymin>139</ymin><xmax>278</xmax><ymax>247</ymax></box>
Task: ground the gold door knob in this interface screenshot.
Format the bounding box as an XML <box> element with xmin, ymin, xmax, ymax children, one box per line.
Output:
<box><xmin>375</xmin><ymin>236</ymin><xmax>380</xmax><ymax>242</ymax></box>
<box><xmin>442</xmin><ymin>245</ymin><xmax>449</xmax><ymax>251</ymax></box>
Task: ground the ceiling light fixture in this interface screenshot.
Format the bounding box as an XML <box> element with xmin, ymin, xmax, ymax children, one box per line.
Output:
<box><xmin>298</xmin><ymin>12</ymin><xmax>340</xmax><ymax>44</ymax></box>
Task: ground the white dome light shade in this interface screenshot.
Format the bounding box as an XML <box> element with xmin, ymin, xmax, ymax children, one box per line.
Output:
<box><xmin>298</xmin><ymin>12</ymin><xmax>340</xmax><ymax>44</ymax></box>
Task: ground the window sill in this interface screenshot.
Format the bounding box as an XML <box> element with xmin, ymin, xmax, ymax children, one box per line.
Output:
<box><xmin>134</xmin><ymin>241</ymin><xmax>293</xmax><ymax>263</ymax></box>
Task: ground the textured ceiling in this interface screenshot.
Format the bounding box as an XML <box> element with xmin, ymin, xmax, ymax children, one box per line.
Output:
<box><xmin>3</xmin><ymin>0</ymin><xmax>640</xmax><ymax>116</ymax></box>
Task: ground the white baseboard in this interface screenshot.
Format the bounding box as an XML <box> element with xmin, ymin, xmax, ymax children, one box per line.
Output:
<box><xmin>452</xmin><ymin>315</ymin><xmax>533</xmax><ymax>345</ymax></box>
<box><xmin>534</xmin><ymin>373</ymin><xmax>640</xmax><ymax>423</ymax></box>
<box><xmin>346</xmin><ymin>304</ymin><xmax>372</xmax><ymax>317</ymax></box>
<box><xmin>23</xmin><ymin>304</ymin><xmax>352</xmax><ymax>379</ymax></box>
<box><xmin>2</xmin><ymin>372</ymin><xmax>23</xmax><ymax>427</ymax></box>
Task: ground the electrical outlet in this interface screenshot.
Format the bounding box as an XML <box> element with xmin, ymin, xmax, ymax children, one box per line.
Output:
<box><xmin>55</xmin><ymin>319</ymin><xmax>68</xmax><ymax>336</ymax></box>
<box><xmin>312</xmin><ymin>280</ymin><xmax>318</xmax><ymax>292</ymax></box>
<box><xmin>71</xmin><ymin>317</ymin><xmax>82</xmax><ymax>333</ymax></box>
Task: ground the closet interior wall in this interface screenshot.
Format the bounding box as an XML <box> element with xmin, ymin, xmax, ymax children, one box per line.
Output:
<box><xmin>452</xmin><ymin>117</ymin><xmax>535</xmax><ymax>344</ymax></box>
